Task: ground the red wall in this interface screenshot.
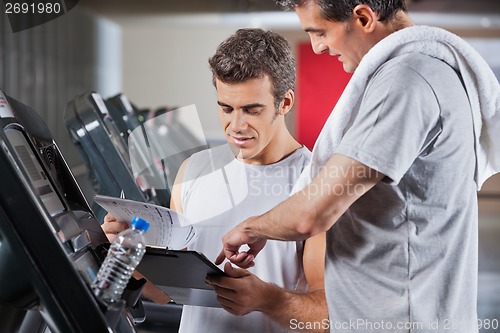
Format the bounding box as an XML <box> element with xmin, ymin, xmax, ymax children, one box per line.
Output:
<box><xmin>296</xmin><ymin>42</ymin><xmax>352</xmax><ymax>150</ymax></box>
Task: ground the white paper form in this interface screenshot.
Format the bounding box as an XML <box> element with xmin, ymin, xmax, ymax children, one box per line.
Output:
<box><xmin>94</xmin><ymin>194</ymin><xmax>196</xmax><ymax>249</ymax></box>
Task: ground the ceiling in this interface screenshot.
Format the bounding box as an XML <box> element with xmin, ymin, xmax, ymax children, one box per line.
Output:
<box><xmin>79</xmin><ymin>0</ymin><xmax>500</xmax><ymax>17</ymax></box>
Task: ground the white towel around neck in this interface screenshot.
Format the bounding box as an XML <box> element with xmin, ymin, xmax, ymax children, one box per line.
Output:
<box><xmin>293</xmin><ymin>25</ymin><xmax>500</xmax><ymax>193</ymax></box>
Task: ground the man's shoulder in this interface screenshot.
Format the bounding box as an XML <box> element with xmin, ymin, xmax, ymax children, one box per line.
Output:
<box><xmin>367</xmin><ymin>53</ymin><xmax>460</xmax><ymax>102</ymax></box>
<box><xmin>376</xmin><ymin>53</ymin><xmax>457</xmax><ymax>82</ymax></box>
<box><xmin>185</xmin><ymin>144</ymin><xmax>234</xmax><ymax>177</ymax></box>
<box><xmin>290</xmin><ymin>146</ymin><xmax>312</xmax><ymax>165</ymax></box>
<box><xmin>271</xmin><ymin>146</ymin><xmax>311</xmax><ymax>178</ymax></box>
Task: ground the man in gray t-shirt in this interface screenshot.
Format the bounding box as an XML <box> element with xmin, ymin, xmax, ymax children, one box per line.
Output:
<box><xmin>328</xmin><ymin>52</ymin><xmax>477</xmax><ymax>331</ymax></box>
<box><xmin>218</xmin><ymin>1</ymin><xmax>500</xmax><ymax>332</ymax></box>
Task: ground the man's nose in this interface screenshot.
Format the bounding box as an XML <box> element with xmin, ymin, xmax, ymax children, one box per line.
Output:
<box><xmin>230</xmin><ymin>111</ymin><xmax>248</xmax><ymax>132</ymax></box>
<box><xmin>311</xmin><ymin>40</ymin><xmax>328</xmax><ymax>55</ymax></box>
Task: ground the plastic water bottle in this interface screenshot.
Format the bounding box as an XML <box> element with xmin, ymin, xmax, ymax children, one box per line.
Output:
<box><xmin>92</xmin><ymin>216</ymin><xmax>150</xmax><ymax>305</ymax></box>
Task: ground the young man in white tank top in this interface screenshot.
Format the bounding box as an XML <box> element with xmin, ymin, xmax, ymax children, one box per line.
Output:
<box><xmin>103</xmin><ymin>29</ymin><xmax>328</xmax><ymax>332</ymax></box>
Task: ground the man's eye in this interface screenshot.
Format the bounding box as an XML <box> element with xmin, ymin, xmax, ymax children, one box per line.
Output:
<box><xmin>222</xmin><ymin>108</ymin><xmax>232</xmax><ymax>113</ymax></box>
<box><xmin>245</xmin><ymin>109</ymin><xmax>260</xmax><ymax>115</ymax></box>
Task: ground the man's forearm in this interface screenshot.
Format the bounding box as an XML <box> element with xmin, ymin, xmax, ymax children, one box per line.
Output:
<box><xmin>243</xmin><ymin>185</ymin><xmax>335</xmax><ymax>243</ymax></box>
<box><xmin>260</xmin><ymin>283</ymin><xmax>328</xmax><ymax>333</ymax></box>
<box><xmin>242</xmin><ymin>154</ymin><xmax>383</xmax><ymax>242</ymax></box>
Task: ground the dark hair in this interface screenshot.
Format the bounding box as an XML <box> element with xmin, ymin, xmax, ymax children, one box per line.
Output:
<box><xmin>276</xmin><ymin>0</ymin><xmax>407</xmax><ymax>22</ymax></box>
<box><xmin>208</xmin><ymin>28</ymin><xmax>296</xmax><ymax>109</ymax></box>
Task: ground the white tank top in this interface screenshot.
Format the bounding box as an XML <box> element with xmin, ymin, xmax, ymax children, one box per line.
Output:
<box><xmin>178</xmin><ymin>144</ymin><xmax>311</xmax><ymax>333</ymax></box>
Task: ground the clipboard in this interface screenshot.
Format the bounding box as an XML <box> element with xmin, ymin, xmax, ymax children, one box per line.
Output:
<box><xmin>137</xmin><ymin>247</ymin><xmax>225</xmax><ymax>308</ymax></box>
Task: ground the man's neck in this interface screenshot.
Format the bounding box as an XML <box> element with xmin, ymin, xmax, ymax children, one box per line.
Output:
<box><xmin>382</xmin><ymin>11</ymin><xmax>415</xmax><ymax>36</ymax></box>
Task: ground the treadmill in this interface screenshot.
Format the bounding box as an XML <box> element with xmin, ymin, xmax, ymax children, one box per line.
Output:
<box><xmin>104</xmin><ymin>93</ymin><xmax>180</xmax><ymax>194</ymax></box>
<box><xmin>0</xmin><ymin>90</ymin><xmax>146</xmax><ymax>333</ymax></box>
<box><xmin>133</xmin><ymin>105</ymin><xmax>208</xmax><ymax>190</ymax></box>
<box><xmin>105</xmin><ymin>95</ymin><xmax>208</xmax><ymax>190</ymax></box>
<box><xmin>64</xmin><ymin>92</ymin><xmax>171</xmax><ymax>220</ymax></box>
<box><xmin>104</xmin><ymin>93</ymin><xmax>143</xmax><ymax>144</ymax></box>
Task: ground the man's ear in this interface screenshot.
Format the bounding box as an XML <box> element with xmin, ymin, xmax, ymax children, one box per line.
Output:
<box><xmin>279</xmin><ymin>89</ymin><xmax>295</xmax><ymax>115</ymax></box>
<box><xmin>352</xmin><ymin>4</ymin><xmax>378</xmax><ymax>32</ymax></box>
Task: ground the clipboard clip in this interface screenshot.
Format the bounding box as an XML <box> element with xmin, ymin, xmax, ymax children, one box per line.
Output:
<box><xmin>145</xmin><ymin>245</ymin><xmax>178</xmax><ymax>257</ymax></box>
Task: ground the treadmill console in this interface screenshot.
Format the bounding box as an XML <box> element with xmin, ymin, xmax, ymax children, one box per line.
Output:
<box><xmin>0</xmin><ymin>90</ymin><xmax>142</xmax><ymax>333</ymax></box>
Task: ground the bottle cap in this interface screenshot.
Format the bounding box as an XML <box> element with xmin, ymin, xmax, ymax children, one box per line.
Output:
<box><xmin>131</xmin><ymin>216</ymin><xmax>150</xmax><ymax>232</ymax></box>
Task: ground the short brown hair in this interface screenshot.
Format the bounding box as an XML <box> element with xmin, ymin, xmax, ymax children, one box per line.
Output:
<box><xmin>208</xmin><ymin>28</ymin><xmax>296</xmax><ymax>109</ymax></box>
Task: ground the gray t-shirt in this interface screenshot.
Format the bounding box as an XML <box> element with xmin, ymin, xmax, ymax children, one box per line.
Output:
<box><xmin>330</xmin><ymin>53</ymin><xmax>478</xmax><ymax>332</ymax></box>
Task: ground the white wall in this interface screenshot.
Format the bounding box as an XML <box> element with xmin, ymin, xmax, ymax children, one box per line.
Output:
<box><xmin>121</xmin><ymin>23</ymin><xmax>235</xmax><ymax>141</ymax></box>
<box><xmin>95</xmin><ymin>16</ymin><xmax>122</xmax><ymax>98</ymax></box>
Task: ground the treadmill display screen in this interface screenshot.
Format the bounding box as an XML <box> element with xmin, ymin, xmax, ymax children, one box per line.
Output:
<box><xmin>74</xmin><ymin>251</ymin><xmax>100</xmax><ymax>285</ymax></box>
<box><xmin>5</xmin><ymin>128</ymin><xmax>65</xmax><ymax>216</ymax></box>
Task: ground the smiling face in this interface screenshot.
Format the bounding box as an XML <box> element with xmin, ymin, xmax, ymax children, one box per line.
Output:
<box><xmin>216</xmin><ymin>75</ymin><xmax>292</xmax><ymax>165</ymax></box>
<box><xmin>295</xmin><ymin>1</ymin><xmax>368</xmax><ymax>73</ymax></box>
